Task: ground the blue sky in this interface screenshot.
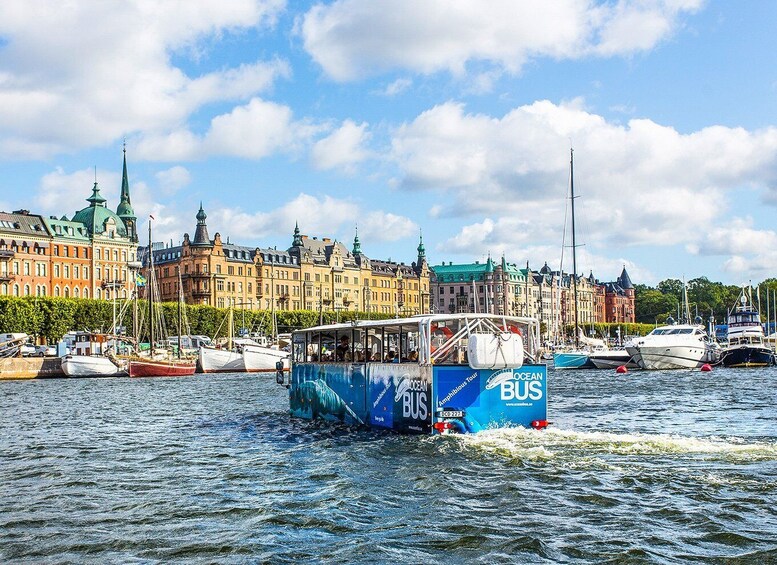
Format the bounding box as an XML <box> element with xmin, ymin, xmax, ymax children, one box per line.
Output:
<box><xmin>1</xmin><ymin>1</ymin><xmax>776</xmax><ymax>286</ymax></box>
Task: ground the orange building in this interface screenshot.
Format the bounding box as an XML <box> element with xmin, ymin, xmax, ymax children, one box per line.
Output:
<box><xmin>45</xmin><ymin>217</ymin><xmax>93</xmax><ymax>299</ymax></box>
<box><xmin>0</xmin><ymin>210</ymin><xmax>52</xmax><ymax>298</ymax></box>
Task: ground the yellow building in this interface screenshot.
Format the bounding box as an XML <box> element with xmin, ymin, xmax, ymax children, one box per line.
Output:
<box><xmin>151</xmin><ymin>205</ymin><xmax>259</xmax><ymax>309</ymax></box>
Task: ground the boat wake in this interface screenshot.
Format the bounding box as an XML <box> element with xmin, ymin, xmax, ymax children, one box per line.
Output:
<box><xmin>453</xmin><ymin>426</ymin><xmax>777</xmax><ymax>463</ymax></box>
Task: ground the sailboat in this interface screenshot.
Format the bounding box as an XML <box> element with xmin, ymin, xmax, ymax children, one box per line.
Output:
<box><xmin>553</xmin><ymin>148</ymin><xmax>597</xmax><ymax>369</ymax></box>
<box><xmin>242</xmin><ymin>295</ymin><xmax>290</xmax><ymax>372</ymax></box>
<box><xmin>198</xmin><ymin>305</ymin><xmax>249</xmax><ymax>373</ymax></box>
<box><xmin>128</xmin><ymin>218</ymin><xmax>197</xmax><ymax>377</ymax></box>
<box><xmin>61</xmin><ymin>286</ymin><xmax>134</xmax><ymax>377</ymax></box>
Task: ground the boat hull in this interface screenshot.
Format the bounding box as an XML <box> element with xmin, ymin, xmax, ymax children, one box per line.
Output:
<box><xmin>553</xmin><ymin>351</ymin><xmax>595</xmax><ymax>369</ymax></box>
<box><xmin>61</xmin><ymin>355</ymin><xmax>124</xmax><ymax>377</ymax></box>
<box><xmin>719</xmin><ymin>345</ymin><xmax>773</xmax><ymax>368</ymax></box>
<box><xmin>242</xmin><ymin>344</ymin><xmax>289</xmax><ymax>372</ymax></box>
<box><xmin>588</xmin><ymin>351</ymin><xmax>638</xmax><ymax>370</ymax></box>
<box><xmin>129</xmin><ymin>359</ymin><xmax>196</xmax><ymax>377</ymax></box>
<box><xmin>631</xmin><ymin>345</ymin><xmax>713</xmax><ymax>370</ymax></box>
<box><xmin>199</xmin><ymin>347</ymin><xmax>246</xmax><ymax>373</ymax></box>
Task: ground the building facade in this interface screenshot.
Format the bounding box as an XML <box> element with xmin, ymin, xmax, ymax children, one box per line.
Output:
<box><xmin>0</xmin><ymin>149</ymin><xmax>140</xmax><ymax>301</ymax></box>
<box><xmin>145</xmin><ymin>216</ymin><xmax>431</xmax><ymax>317</ymax></box>
<box><xmin>431</xmin><ymin>259</ymin><xmax>636</xmax><ymax>339</ymax></box>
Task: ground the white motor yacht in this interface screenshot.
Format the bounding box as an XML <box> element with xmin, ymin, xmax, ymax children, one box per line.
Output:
<box><xmin>626</xmin><ymin>322</ymin><xmax>719</xmax><ymax>370</ymax></box>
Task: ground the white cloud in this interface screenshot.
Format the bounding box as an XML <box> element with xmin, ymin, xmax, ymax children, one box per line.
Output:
<box><xmin>300</xmin><ymin>0</ymin><xmax>702</xmax><ymax>81</ymax></box>
<box><xmin>155</xmin><ymin>166</ymin><xmax>192</xmax><ymax>195</ymax></box>
<box><xmin>390</xmin><ymin>100</ymin><xmax>777</xmax><ymax>254</ymax></box>
<box><xmin>206</xmin><ymin>193</ymin><xmax>416</xmax><ymax>245</ymax></box>
<box><xmin>311</xmin><ymin>120</ymin><xmax>371</xmax><ymax>173</ymax></box>
<box><xmin>689</xmin><ymin>218</ymin><xmax>777</xmax><ymax>276</ymax></box>
<box><xmin>0</xmin><ymin>0</ymin><xmax>287</xmax><ymax>157</ymax></box>
<box><xmin>135</xmin><ymin>98</ymin><xmax>320</xmax><ymax>161</ymax></box>
<box><xmin>381</xmin><ymin>78</ymin><xmax>412</xmax><ymax>96</ymax></box>
<box><xmin>37</xmin><ymin>167</ymin><xmax>120</xmax><ymax>218</ymax></box>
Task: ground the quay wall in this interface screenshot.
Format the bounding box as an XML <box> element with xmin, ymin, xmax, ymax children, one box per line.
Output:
<box><xmin>0</xmin><ymin>358</ymin><xmax>64</xmax><ymax>380</ymax></box>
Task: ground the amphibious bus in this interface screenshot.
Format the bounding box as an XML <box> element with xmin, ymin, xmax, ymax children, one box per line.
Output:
<box><xmin>276</xmin><ymin>314</ymin><xmax>548</xmax><ymax>434</ymax></box>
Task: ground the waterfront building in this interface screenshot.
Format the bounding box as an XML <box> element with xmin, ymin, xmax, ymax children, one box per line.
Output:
<box><xmin>431</xmin><ymin>255</ymin><xmax>524</xmax><ymax>316</ymax></box>
<box><xmin>44</xmin><ymin>216</ymin><xmax>92</xmax><ymax>299</ymax></box>
<box><xmin>288</xmin><ymin>225</ymin><xmax>430</xmax><ymax>316</ymax></box>
<box><xmin>150</xmin><ymin>205</ymin><xmax>262</xmax><ymax>310</ymax></box>
<box><xmin>603</xmin><ymin>266</ymin><xmax>635</xmax><ymax>323</ymax></box>
<box><xmin>71</xmin><ymin>178</ymin><xmax>138</xmax><ymax>301</ymax></box>
<box><xmin>0</xmin><ymin>210</ymin><xmax>52</xmax><ymax>297</ymax></box>
<box><xmin>145</xmin><ymin>218</ymin><xmax>430</xmax><ymax>316</ymax></box>
<box><xmin>431</xmin><ymin>259</ymin><xmax>636</xmax><ymax>338</ymax></box>
<box><xmin>257</xmin><ymin>245</ymin><xmax>301</xmax><ymax>311</ymax></box>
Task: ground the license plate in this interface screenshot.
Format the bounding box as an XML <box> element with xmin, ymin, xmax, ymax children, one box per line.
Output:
<box><xmin>438</xmin><ymin>410</ymin><xmax>465</xmax><ymax>418</ymax></box>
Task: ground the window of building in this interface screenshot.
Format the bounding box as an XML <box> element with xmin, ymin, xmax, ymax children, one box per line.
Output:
<box><xmin>216</xmin><ymin>265</ymin><xmax>221</xmax><ymax>274</ymax></box>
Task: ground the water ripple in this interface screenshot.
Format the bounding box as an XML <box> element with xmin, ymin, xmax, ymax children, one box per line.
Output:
<box><xmin>1</xmin><ymin>369</ymin><xmax>776</xmax><ymax>562</ymax></box>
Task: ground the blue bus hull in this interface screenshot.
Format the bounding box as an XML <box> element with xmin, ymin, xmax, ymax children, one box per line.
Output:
<box><xmin>289</xmin><ymin>363</ymin><xmax>547</xmax><ymax>434</ymax></box>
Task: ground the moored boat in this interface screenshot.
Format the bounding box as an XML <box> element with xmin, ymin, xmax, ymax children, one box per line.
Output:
<box><xmin>129</xmin><ymin>358</ymin><xmax>196</xmax><ymax>377</ymax></box>
<box><xmin>242</xmin><ymin>343</ymin><xmax>289</xmax><ymax>372</ymax></box>
<box><xmin>626</xmin><ymin>322</ymin><xmax>719</xmax><ymax>370</ymax></box>
<box><xmin>60</xmin><ymin>332</ymin><xmax>129</xmax><ymax>377</ymax></box>
<box><xmin>588</xmin><ymin>349</ymin><xmax>638</xmax><ymax>369</ymax></box>
<box><xmin>553</xmin><ymin>350</ymin><xmax>595</xmax><ymax>369</ymax></box>
<box><xmin>720</xmin><ymin>289</ymin><xmax>772</xmax><ymax>368</ymax></box>
<box><xmin>127</xmin><ymin>217</ymin><xmax>196</xmax><ymax>378</ymax></box>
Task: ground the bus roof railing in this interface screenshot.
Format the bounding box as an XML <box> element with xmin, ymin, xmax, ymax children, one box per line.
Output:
<box><xmin>291</xmin><ymin>313</ymin><xmax>539</xmax><ymax>334</ymax></box>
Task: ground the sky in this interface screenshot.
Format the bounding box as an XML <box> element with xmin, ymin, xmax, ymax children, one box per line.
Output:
<box><xmin>1</xmin><ymin>0</ymin><xmax>776</xmax><ymax>287</ymax></box>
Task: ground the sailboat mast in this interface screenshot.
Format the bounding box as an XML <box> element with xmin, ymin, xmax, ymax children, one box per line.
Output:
<box><xmin>570</xmin><ymin>148</ymin><xmax>579</xmax><ymax>348</ymax></box>
<box><xmin>177</xmin><ymin>268</ymin><xmax>182</xmax><ymax>359</ymax></box>
<box><xmin>148</xmin><ymin>219</ymin><xmax>154</xmax><ymax>354</ymax></box>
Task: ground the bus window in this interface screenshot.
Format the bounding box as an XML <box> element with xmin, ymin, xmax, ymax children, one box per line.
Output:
<box><xmin>320</xmin><ymin>331</ymin><xmax>336</xmax><ymax>361</ymax></box>
<box><xmin>367</xmin><ymin>328</ymin><xmax>383</xmax><ymax>362</ymax></box>
<box><xmin>335</xmin><ymin>330</ymin><xmax>352</xmax><ymax>362</ymax></box>
<box><xmin>384</xmin><ymin>326</ymin><xmax>400</xmax><ymax>362</ymax></box>
<box><xmin>293</xmin><ymin>333</ymin><xmax>307</xmax><ymax>363</ymax></box>
<box><xmin>353</xmin><ymin>328</ymin><xmax>366</xmax><ymax>362</ymax></box>
<box><xmin>400</xmin><ymin>324</ymin><xmax>419</xmax><ymax>362</ymax></box>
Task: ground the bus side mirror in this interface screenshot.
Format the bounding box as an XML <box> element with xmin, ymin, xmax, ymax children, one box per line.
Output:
<box><xmin>275</xmin><ymin>360</ymin><xmax>285</xmax><ymax>385</ymax></box>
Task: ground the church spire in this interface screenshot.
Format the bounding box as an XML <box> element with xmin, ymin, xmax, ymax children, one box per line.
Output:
<box><xmin>116</xmin><ymin>142</ymin><xmax>137</xmax><ymax>242</ymax></box>
<box><xmin>416</xmin><ymin>230</ymin><xmax>426</xmax><ymax>260</ymax></box>
<box><xmin>352</xmin><ymin>224</ymin><xmax>362</xmax><ymax>255</ymax></box>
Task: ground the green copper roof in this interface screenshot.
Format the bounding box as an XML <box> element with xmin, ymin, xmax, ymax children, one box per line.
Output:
<box><xmin>431</xmin><ymin>260</ymin><xmax>525</xmax><ymax>283</ymax></box>
<box><xmin>117</xmin><ymin>149</ymin><xmax>135</xmax><ymax>219</ymax></box>
<box><xmin>72</xmin><ymin>182</ymin><xmax>128</xmax><ymax>237</ymax></box>
<box><xmin>352</xmin><ymin>226</ymin><xmax>362</xmax><ymax>255</ymax></box>
<box><xmin>44</xmin><ymin>218</ymin><xmax>91</xmax><ymax>242</ymax></box>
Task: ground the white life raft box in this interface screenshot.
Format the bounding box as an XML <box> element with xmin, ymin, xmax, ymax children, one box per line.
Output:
<box><xmin>467</xmin><ymin>332</ymin><xmax>524</xmax><ymax>369</ymax></box>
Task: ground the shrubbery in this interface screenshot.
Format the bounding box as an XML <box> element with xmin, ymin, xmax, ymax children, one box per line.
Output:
<box><xmin>0</xmin><ymin>296</ymin><xmax>393</xmax><ymax>343</ymax></box>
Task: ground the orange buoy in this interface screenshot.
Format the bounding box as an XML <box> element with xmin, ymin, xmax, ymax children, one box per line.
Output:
<box><xmin>616</xmin><ymin>365</ymin><xmax>628</xmax><ymax>374</ymax></box>
<box><xmin>700</xmin><ymin>363</ymin><xmax>712</xmax><ymax>372</ymax></box>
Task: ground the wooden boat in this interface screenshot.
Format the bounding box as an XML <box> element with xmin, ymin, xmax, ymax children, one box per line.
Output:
<box><xmin>129</xmin><ymin>357</ymin><xmax>196</xmax><ymax>377</ymax></box>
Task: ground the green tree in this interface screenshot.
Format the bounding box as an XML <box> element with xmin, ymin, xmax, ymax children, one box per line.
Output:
<box><xmin>635</xmin><ymin>288</ymin><xmax>678</xmax><ymax>324</ymax></box>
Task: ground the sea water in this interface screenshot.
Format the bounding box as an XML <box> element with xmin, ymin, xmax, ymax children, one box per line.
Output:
<box><xmin>1</xmin><ymin>368</ymin><xmax>775</xmax><ymax>563</ymax></box>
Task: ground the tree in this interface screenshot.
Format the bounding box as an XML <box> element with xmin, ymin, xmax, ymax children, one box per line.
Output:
<box><xmin>635</xmin><ymin>289</ymin><xmax>678</xmax><ymax>324</ymax></box>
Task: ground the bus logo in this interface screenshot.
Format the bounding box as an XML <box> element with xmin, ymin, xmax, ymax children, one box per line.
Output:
<box><xmin>485</xmin><ymin>369</ymin><xmax>544</xmax><ymax>402</ymax></box>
